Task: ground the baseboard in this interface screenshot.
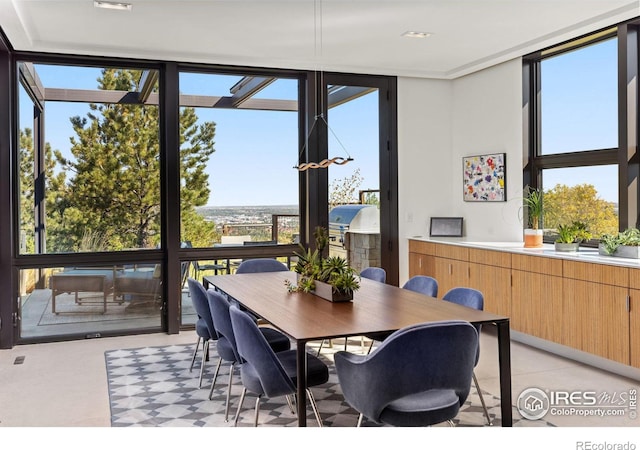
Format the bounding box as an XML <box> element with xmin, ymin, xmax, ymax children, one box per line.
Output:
<box><xmin>510</xmin><ymin>330</ymin><xmax>640</xmax><ymax>382</ymax></box>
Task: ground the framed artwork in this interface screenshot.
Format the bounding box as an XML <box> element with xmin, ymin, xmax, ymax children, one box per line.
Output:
<box><xmin>463</xmin><ymin>153</ymin><xmax>506</xmax><ymax>202</ymax></box>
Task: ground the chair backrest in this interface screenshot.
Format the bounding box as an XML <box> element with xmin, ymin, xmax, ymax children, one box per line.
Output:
<box><xmin>402</xmin><ymin>275</ymin><xmax>438</xmax><ymax>297</ymax></box>
<box><xmin>187</xmin><ymin>278</ymin><xmax>216</xmax><ymax>339</ymax></box>
<box><xmin>229</xmin><ymin>305</ymin><xmax>295</xmax><ymax>398</ymax></box>
<box><xmin>334</xmin><ymin>320</ymin><xmax>478</xmax><ymax>424</ymax></box>
<box><xmin>360</xmin><ymin>267</ymin><xmax>386</xmax><ymax>283</ymax></box>
<box><xmin>235</xmin><ymin>258</ymin><xmax>289</xmax><ymax>274</ymax></box>
<box><xmin>442</xmin><ymin>287</ymin><xmax>484</xmax><ymax>363</ymax></box>
<box><xmin>442</xmin><ymin>287</ymin><xmax>484</xmax><ymax>311</ymax></box>
<box><xmin>206</xmin><ymin>289</ymin><xmax>240</xmax><ymax>362</ymax></box>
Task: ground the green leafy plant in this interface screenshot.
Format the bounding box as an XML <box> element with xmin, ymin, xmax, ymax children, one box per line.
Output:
<box><xmin>523</xmin><ymin>186</ymin><xmax>543</xmax><ymax>229</ymax></box>
<box><xmin>555</xmin><ymin>222</ymin><xmax>592</xmax><ymax>244</ymax></box>
<box><xmin>286</xmin><ymin>226</ymin><xmax>360</xmax><ymax>296</ymax></box>
<box><xmin>600</xmin><ymin>227</ymin><xmax>640</xmax><ymax>255</ymax></box>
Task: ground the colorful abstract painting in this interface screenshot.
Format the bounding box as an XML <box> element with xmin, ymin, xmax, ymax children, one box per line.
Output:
<box><xmin>463</xmin><ymin>153</ymin><xmax>506</xmax><ymax>202</ymax></box>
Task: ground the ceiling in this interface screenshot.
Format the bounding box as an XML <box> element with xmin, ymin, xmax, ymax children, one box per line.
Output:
<box><xmin>1</xmin><ymin>0</ymin><xmax>639</xmax><ymax>79</ymax></box>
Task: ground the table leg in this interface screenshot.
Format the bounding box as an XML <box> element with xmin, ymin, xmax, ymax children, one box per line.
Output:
<box><xmin>296</xmin><ymin>340</ymin><xmax>308</xmax><ymax>427</ymax></box>
<box><xmin>496</xmin><ymin>320</ymin><xmax>513</xmax><ymax>426</ymax></box>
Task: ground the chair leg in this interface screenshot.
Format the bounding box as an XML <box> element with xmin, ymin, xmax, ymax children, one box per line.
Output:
<box><xmin>447</xmin><ymin>419</ymin><xmax>456</xmax><ymax>427</ymax></box>
<box><xmin>285</xmin><ymin>395</ymin><xmax>296</xmax><ymax>414</ymax></box>
<box><xmin>316</xmin><ymin>339</ymin><xmax>325</xmax><ymax>356</ymax></box>
<box><xmin>366</xmin><ymin>339</ymin><xmax>375</xmax><ymax>355</ymax></box>
<box><xmin>472</xmin><ymin>371</ymin><xmax>493</xmax><ymax>426</ymax></box>
<box><xmin>344</xmin><ymin>337</ymin><xmax>348</xmax><ymax>351</ymax></box>
<box><xmin>224</xmin><ymin>362</ymin><xmax>236</xmax><ymax>422</ymax></box>
<box><xmin>306</xmin><ymin>388</ymin><xmax>323</xmax><ymax>427</ymax></box>
<box><xmin>233</xmin><ymin>387</ymin><xmax>247</xmax><ymax>427</ymax></box>
<box><xmin>198</xmin><ymin>340</ymin><xmax>209</xmax><ymax>388</ymax></box>
<box><xmin>356</xmin><ymin>413</ymin><xmax>364</xmax><ymax>427</ymax></box>
<box><xmin>254</xmin><ymin>395</ymin><xmax>262</xmax><ymax>427</ymax></box>
<box><xmin>207</xmin><ymin>358</ymin><xmax>223</xmax><ymax>400</ymax></box>
<box><xmin>189</xmin><ymin>336</ymin><xmax>201</xmax><ymax>372</ymax></box>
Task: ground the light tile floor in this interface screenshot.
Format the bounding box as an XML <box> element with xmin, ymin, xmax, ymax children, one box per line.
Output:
<box><xmin>1</xmin><ymin>328</ymin><xmax>639</xmax><ymax>432</ymax></box>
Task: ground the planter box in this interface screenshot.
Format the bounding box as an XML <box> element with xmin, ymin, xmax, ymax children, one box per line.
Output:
<box><xmin>555</xmin><ymin>242</ymin><xmax>579</xmax><ymax>252</ymax></box>
<box><xmin>312</xmin><ymin>280</ymin><xmax>353</xmax><ymax>303</ymax></box>
<box><xmin>598</xmin><ymin>244</ymin><xmax>640</xmax><ymax>259</ymax></box>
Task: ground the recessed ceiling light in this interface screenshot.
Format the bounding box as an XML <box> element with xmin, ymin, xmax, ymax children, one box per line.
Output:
<box><xmin>94</xmin><ymin>1</ymin><xmax>132</xmax><ymax>11</ymax></box>
<box><xmin>402</xmin><ymin>31</ymin><xmax>432</xmax><ymax>39</ymax></box>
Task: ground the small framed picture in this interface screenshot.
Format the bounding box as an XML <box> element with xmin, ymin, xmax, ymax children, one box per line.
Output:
<box><xmin>463</xmin><ymin>153</ymin><xmax>506</xmax><ymax>202</ymax></box>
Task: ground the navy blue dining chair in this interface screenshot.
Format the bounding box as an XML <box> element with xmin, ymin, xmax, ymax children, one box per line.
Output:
<box><xmin>442</xmin><ymin>287</ymin><xmax>492</xmax><ymax>425</ymax></box>
<box><xmin>365</xmin><ymin>275</ymin><xmax>439</xmax><ymax>353</ymax></box>
<box><xmin>206</xmin><ymin>288</ymin><xmax>291</xmax><ymax>421</ymax></box>
<box><xmin>334</xmin><ymin>320</ymin><xmax>478</xmax><ymax>427</ymax></box>
<box><xmin>186</xmin><ymin>277</ymin><xmax>218</xmax><ymax>388</ymax></box>
<box><xmin>402</xmin><ymin>275</ymin><xmax>438</xmax><ymax>297</ymax></box>
<box><xmin>235</xmin><ymin>258</ymin><xmax>289</xmax><ymax>274</ymax></box>
<box><xmin>360</xmin><ymin>267</ymin><xmax>386</xmax><ymax>283</ymax></box>
<box><xmin>229</xmin><ymin>304</ymin><xmax>329</xmax><ymax>427</ymax></box>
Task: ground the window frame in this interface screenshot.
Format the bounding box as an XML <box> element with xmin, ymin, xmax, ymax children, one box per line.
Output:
<box><xmin>523</xmin><ymin>21</ymin><xmax>640</xmax><ymax>242</ymax></box>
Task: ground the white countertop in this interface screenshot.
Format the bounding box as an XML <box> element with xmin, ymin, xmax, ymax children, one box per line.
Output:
<box><xmin>408</xmin><ymin>236</ymin><xmax>640</xmax><ymax>268</ymax></box>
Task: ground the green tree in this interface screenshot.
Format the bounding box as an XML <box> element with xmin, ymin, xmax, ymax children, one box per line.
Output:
<box><xmin>19</xmin><ymin>128</ymin><xmax>36</xmax><ymax>254</ymax></box>
<box><xmin>49</xmin><ymin>68</ymin><xmax>216</xmax><ymax>251</ymax></box>
<box><xmin>542</xmin><ymin>183</ymin><xmax>618</xmax><ymax>238</ymax></box>
<box><xmin>329</xmin><ymin>168</ymin><xmax>364</xmax><ymax>209</ymax></box>
<box><xmin>19</xmin><ymin>128</ymin><xmax>60</xmax><ymax>254</ymax></box>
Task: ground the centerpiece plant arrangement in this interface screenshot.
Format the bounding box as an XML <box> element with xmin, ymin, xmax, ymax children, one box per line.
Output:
<box><xmin>554</xmin><ymin>221</ymin><xmax>591</xmax><ymax>252</ymax></box>
<box><xmin>284</xmin><ymin>226</ymin><xmax>360</xmax><ymax>302</ymax></box>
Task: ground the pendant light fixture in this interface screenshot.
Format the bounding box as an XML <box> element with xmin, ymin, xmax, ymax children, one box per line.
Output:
<box><xmin>295</xmin><ymin>0</ymin><xmax>353</xmax><ymax>172</ymax></box>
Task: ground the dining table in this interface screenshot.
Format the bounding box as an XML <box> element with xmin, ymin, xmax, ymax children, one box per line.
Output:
<box><xmin>204</xmin><ymin>271</ymin><xmax>512</xmax><ymax>427</ymax></box>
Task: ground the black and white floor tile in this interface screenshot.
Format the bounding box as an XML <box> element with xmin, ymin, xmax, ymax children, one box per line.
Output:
<box><xmin>105</xmin><ymin>340</ymin><xmax>555</xmax><ymax>427</ymax></box>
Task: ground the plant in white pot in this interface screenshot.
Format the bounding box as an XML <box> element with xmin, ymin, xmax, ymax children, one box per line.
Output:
<box><xmin>523</xmin><ymin>186</ymin><xmax>544</xmax><ymax>248</ymax></box>
<box><xmin>554</xmin><ymin>221</ymin><xmax>591</xmax><ymax>252</ymax></box>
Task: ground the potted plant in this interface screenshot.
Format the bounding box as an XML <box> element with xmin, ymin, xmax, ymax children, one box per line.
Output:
<box><xmin>554</xmin><ymin>221</ymin><xmax>591</xmax><ymax>252</ymax></box>
<box><xmin>523</xmin><ymin>186</ymin><xmax>544</xmax><ymax>248</ymax></box>
<box><xmin>599</xmin><ymin>227</ymin><xmax>640</xmax><ymax>258</ymax></box>
<box><xmin>285</xmin><ymin>226</ymin><xmax>360</xmax><ymax>302</ymax></box>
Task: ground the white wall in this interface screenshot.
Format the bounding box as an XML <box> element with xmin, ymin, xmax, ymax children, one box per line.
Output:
<box><xmin>397</xmin><ymin>58</ymin><xmax>523</xmax><ymax>283</ymax></box>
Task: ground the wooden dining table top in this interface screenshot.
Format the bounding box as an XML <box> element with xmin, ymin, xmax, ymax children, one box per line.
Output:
<box><xmin>205</xmin><ymin>271</ymin><xmax>508</xmax><ymax>342</ymax></box>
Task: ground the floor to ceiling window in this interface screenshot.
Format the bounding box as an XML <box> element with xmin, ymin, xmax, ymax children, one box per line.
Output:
<box><xmin>326</xmin><ymin>84</ymin><xmax>381</xmax><ymax>272</ymax></box>
<box><xmin>16</xmin><ymin>62</ymin><xmax>166</xmax><ymax>339</ymax></box>
<box><xmin>176</xmin><ymin>70</ymin><xmax>301</xmax><ymax>325</ymax></box>
<box><xmin>2</xmin><ymin>52</ymin><xmax>397</xmax><ymax>348</ymax></box>
<box><xmin>524</xmin><ymin>31</ymin><xmax>620</xmax><ymax>241</ymax></box>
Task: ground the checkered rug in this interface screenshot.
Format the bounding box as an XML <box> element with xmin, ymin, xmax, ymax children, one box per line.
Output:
<box><xmin>105</xmin><ymin>341</ymin><xmax>554</xmax><ymax>427</ymax></box>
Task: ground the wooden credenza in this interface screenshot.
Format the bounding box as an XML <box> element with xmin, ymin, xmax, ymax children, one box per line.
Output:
<box><xmin>408</xmin><ymin>239</ymin><xmax>640</xmax><ymax>368</ymax></box>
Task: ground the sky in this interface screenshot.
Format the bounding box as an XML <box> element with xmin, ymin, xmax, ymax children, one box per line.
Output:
<box><xmin>19</xmin><ymin>36</ymin><xmax>618</xmax><ymax>206</ymax></box>
<box><xmin>540</xmin><ymin>36</ymin><xmax>618</xmax><ymax>203</ymax></box>
<box><xmin>20</xmin><ymin>66</ymin><xmax>379</xmax><ymax>207</ymax></box>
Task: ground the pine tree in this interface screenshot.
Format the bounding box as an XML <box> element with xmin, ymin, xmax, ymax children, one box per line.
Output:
<box><xmin>48</xmin><ymin>68</ymin><xmax>217</xmax><ymax>251</ymax></box>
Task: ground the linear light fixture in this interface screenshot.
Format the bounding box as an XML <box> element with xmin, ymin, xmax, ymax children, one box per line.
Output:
<box><xmin>295</xmin><ymin>0</ymin><xmax>354</xmax><ymax>172</ymax></box>
<box><xmin>402</xmin><ymin>31</ymin><xmax>432</xmax><ymax>39</ymax></box>
<box><xmin>94</xmin><ymin>1</ymin><xmax>132</xmax><ymax>11</ymax></box>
